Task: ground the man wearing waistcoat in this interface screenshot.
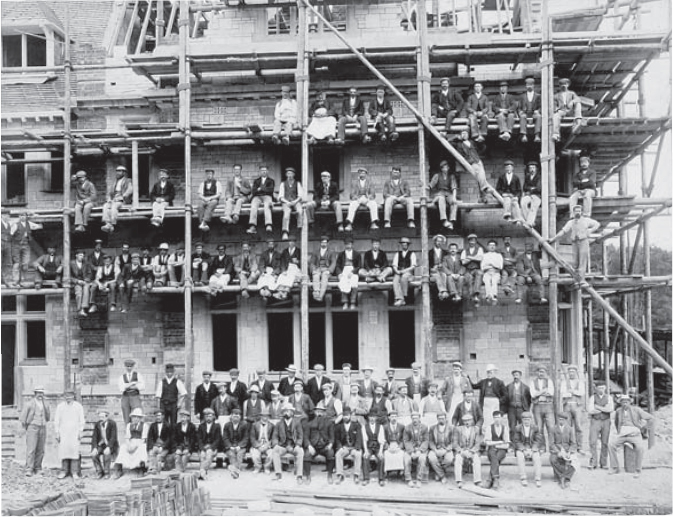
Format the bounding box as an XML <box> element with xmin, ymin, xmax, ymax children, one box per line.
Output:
<box><xmin>549</xmin><ymin>412</ymin><xmax>576</xmax><ymax>489</ymax></box>
<box><xmin>587</xmin><ymin>380</ymin><xmax>613</xmax><ymax>469</ymax></box>
<box><xmin>151</xmin><ymin>243</ymin><xmax>171</xmax><ymax>288</ymax></box>
<box><xmin>335</xmin><ymin>407</ymin><xmax>363</xmax><ymax>485</ymax></box>
<box><xmin>431</xmin><ymin>77</ymin><xmax>464</xmax><ymax>133</ymax></box>
<box><xmin>484</xmin><ymin>410</ymin><xmax>510</xmax><ymax>489</ymax></box>
<box><xmin>383</xmin><ymin>166</ymin><xmax>415</xmax><ymax>229</ymax></box>
<box><xmin>196</xmin><ymin>169</ymin><xmax>221</xmax><ymax>232</ymax></box>
<box><xmin>309</xmin><ymin>236</ymin><xmax>336</xmax><ymax>302</ymax></box>
<box><xmin>506</xmin><ymin>369</ymin><xmax>532</xmax><ymax>433</ymax></box>
<box><xmin>345</xmin><ymin>167</ymin><xmax>379</xmax><ymax>231</ymax></box>
<box><xmin>91</xmin><ymin>409</ymin><xmax>119</xmax><ymax>479</ymax></box>
<box><xmin>279</xmin><ymin>167</ymin><xmax>304</xmax><ymax>240</ymax></box>
<box><xmin>20</xmin><ymin>386</ymin><xmax>50</xmax><ymax>476</ymax></box>
<box><xmin>11</xmin><ymin>211</ymin><xmax>42</xmax><ymax>286</ymax></box>
<box><xmin>512</xmin><ymin>411</ymin><xmax>543</xmax><ymax>487</ymax></box>
<box><xmin>102</xmin><ymin>165</ymin><xmax>133</xmax><ymax>233</ymax></box>
<box><xmin>156</xmin><ymin>363</ymin><xmax>187</xmax><ymax>426</ymax></box>
<box><xmin>303</xmin><ymin>405</ymin><xmax>336</xmax><ymax>484</ymax></box>
<box><xmin>306</xmin><ymin>171</ymin><xmax>343</xmax><ymax>232</ymax></box>
<box><xmin>147</xmin><ymin>410</ymin><xmax>173</xmax><ymax>474</ymax></box>
<box><xmin>149</xmin><ymin>168</ymin><xmax>176</xmax><ymax>227</ymax></box>
<box><xmin>362</xmin><ymin>413</ymin><xmax>386</xmax><ymax>486</ymax></box>
<box><xmin>195</xmin><ymin>370</ymin><xmax>219</xmax><ymax>421</ymax></box>
<box><xmin>369</xmin><ymin>384</ymin><xmax>392</xmax><ymax>426</ymax></box>
<box><xmin>608</xmin><ymin>395</ymin><xmax>654</xmax><ymax>477</ymax></box>
<box><xmin>461</xmin><ymin>233</ymin><xmax>484</xmax><ymax>306</ymax></box>
<box><xmin>530</xmin><ymin>366</ymin><xmax>554</xmax><ymax>446</ymax></box>
<box><xmin>89</xmin><ymin>254</ymin><xmax>118</xmax><ymax>313</ymax></box>
<box><xmin>197</xmin><ymin>408</ymin><xmax>221</xmax><ymax>480</ymax></box>
<box><xmin>470</xmin><ymin>364</ymin><xmax>508</xmax><ymax>429</ymax></box>
<box><xmin>403</xmin><ymin>411</ymin><xmax>429</xmax><ymax>488</ymax></box>
<box><xmin>560</xmin><ymin>365</ymin><xmax>586</xmax><ymax>454</ymax></box>
<box><xmin>428</xmin><ymin>411</ymin><xmax>453</xmax><ymax>484</ymax></box>
<box><xmin>306</xmin><ymin>364</ymin><xmax>332</xmax><ymax>405</ymax></box>
<box><xmin>271</xmin><ymin>404</ymin><xmax>304</xmax><ymax>483</ymax></box>
<box><xmin>569</xmin><ymin>154</ymin><xmax>597</xmax><ymax>217</ymax></box>
<box><xmin>34</xmin><ymin>245</ymin><xmax>63</xmax><ymax>289</ymax></box>
<box><xmin>72</xmin><ymin>170</ymin><xmax>97</xmax><ymax>232</ymax></box>
<box><xmin>392</xmin><ymin>237</ymin><xmax>416</xmax><ymax>307</ymax></box>
<box><xmin>452</xmin><ymin>389</ymin><xmax>484</xmax><ymax>431</ymax></box>
<box><xmin>223</xmin><ymin>409</ymin><xmax>250</xmax><ymax>479</ymax></box>
<box><xmin>317</xmin><ymin>383</ymin><xmax>343</xmax><ymax>425</ymax></box>
<box><xmin>119</xmin><ymin>359</ymin><xmax>145</xmax><ymax>424</ymax></box>
<box><xmin>516</xmin><ymin>243</ymin><xmax>547</xmax><ymax>304</ymax></box>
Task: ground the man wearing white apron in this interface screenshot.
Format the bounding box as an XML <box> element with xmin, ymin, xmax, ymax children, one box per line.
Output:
<box><xmin>440</xmin><ymin>361</ymin><xmax>470</xmax><ymax>424</ymax></box>
<box><xmin>55</xmin><ymin>390</ymin><xmax>85</xmax><ymax>479</ymax></box>
<box><xmin>470</xmin><ymin>364</ymin><xmax>507</xmax><ymax>430</ymax></box>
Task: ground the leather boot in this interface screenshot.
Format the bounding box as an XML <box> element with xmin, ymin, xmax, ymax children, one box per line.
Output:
<box><xmin>71</xmin><ymin>458</ymin><xmax>82</xmax><ymax>479</ymax></box>
<box><xmin>57</xmin><ymin>459</ymin><xmax>70</xmax><ymax>479</ymax></box>
<box><xmin>103</xmin><ymin>457</ymin><xmax>112</xmax><ymax>479</ymax></box>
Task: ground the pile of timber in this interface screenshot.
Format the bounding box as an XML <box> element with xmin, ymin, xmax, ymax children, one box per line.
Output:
<box><xmin>269</xmin><ymin>489</ymin><xmax>662</xmax><ymax>515</ymax></box>
<box><xmin>83</xmin><ymin>473</ymin><xmax>209</xmax><ymax>516</ymax></box>
<box><xmin>2</xmin><ymin>491</ymin><xmax>88</xmax><ymax>516</ymax></box>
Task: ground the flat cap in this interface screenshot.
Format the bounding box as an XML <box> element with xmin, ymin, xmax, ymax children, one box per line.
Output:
<box><xmin>559</xmin><ymin>78</ymin><xmax>571</xmax><ymax>85</ymax></box>
<box><xmin>179</xmin><ymin>409</ymin><xmax>191</xmax><ymax>416</ymax></box>
<box><xmin>33</xmin><ymin>386</ymin><xmax>45</xmax><ymax>393</ymax></box>
<box><xmin>452</xmin><ymin>361</ymin><xmax>463</xmax><ymax>369</ymax></box>
<box><xmin>467</xmin><ymin>233</ymin><xmax>477</xmax><ymax>240</ymax></box>
<box><xmin>521</xmin><ymin>411</ymin><xmax>533</xmax><ymax>419</ymax></box>
<box><xmin>124</xmin><ymin>359</ymin><xmax>136</xmax><ymax>366</ymax></box>
<box><xmin>203</xmin><ymin>408</ymin><xmax>215</xmax><ymax>415</ymax></box>
<box><xmin>503</xmin><ymin>159</ymin><xmax>515</xmax><ymax>166</ymax></box>
<box><xmin>439</xmin><ymin>159</ymin><xmax>450</xmax><ymax>168</ymax></box>
<box><xmin>75</xmin><ymin>170</ymin><xmax>87</xmax><ymax>178</ymax></box>
<box><xmin>281</xmin><ymin>85</ymin><xmax>291</xmax><ymax>92</ymax></box>
<box><xmin>399</xmin><ymin>237</ymin><xmax>411</xmax><ymax>244</ymax></box>
<box><xmin>202</xmin><ymin>370</ymin><xmax>213</xmax><ymax>376</ymax></box>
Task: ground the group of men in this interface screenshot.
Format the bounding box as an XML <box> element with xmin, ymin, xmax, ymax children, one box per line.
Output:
<box><xmin>22</xmin><ymin>359</ymin><xmax>654</xmax><ymax>490</ymax></box>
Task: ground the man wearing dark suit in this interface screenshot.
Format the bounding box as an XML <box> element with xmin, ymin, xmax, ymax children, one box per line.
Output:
<box><xmin>495</xmin><ymin>160</ymin><xmax>523</xmax><ymax>222</ymax></box>
<box><xmin>197</xmin><ymin>408</ymin><xmax>221</xmax><ymax>480</ymax></box>
<box><xmin>428</xmin><ymin>412</ymin><xmax>454</xmax><ymax>484</ymax></box>
<box><xmin>358</xmin><ymin>237</ymin><xmax>392</xmax><ymax>283</ymax></box>
<box><xmin>302</xmin><ymin>405</ymin><xmax>336</xmax><ymax>484</ymax></box>
<box><xmin>306</xmin><ymin>171</ymin><xmax>343</xmax><ymax>231</ymax></box>
<box><xmin>549</xmin><ymin>412</ymin><xmax>577</xmax><ymax>489</ymax></box>
<box><xmin>251</xmin><ymin>368</ymin><xmax>275</xmax><ymax>404</ymax></box>
<box><xmin>247</xmin><ymin>164</ymin><xmax>276</xmax><ymax>234</ymax></box>
<box><xmin>208</xmin><ymin>244</ymin><xmax>234</xmax><ymax>293</ymax></box>
<box><xmin>431</xmin><ymin>77</ymin><xmax>464</xmax><ymax>131</ymax></box>
<box><xmin>403</xmin><ymin>411</ymin><xmax>429</xmax><ymax>487</ymax></box>
<box><xmin>405</xmin><ymin>362</ymin><xmax>430</xmax><ymax>405</ymax></box>
<box><xmin>90</xmin><ymin>409</ymin><xmax>119</xmax><ymax>479</ymax></box>
<box><xmin>443</xmin><ymin>243</ymin><xmax>466</xmax><ymax>302</ymax></box>
<box><xmin>289</xmin><ymin>380</ymin><xmax>315</xmax><ymax>422</ymax></box>
<box><xmin>335</xmin><ymin>237</ymin><xmax>362</xmax><ymax>309</ymax></box>
<box><xmin>357</xmin><ymin>366</ymin><xmax>379</xmax><ymax>400</ymax></box>
<box><xmin>147</xmin><ymin>410</ymin><xmax>173</xmax><ymax>474</ymax></box>
<box><xmin>271</xmin><ymin>405</ymin><xmax>304</xmax><ymax>482</ymax></box>
<box><xmin>518</xmin><ymin>77</ymin><xmax>542</xmax><ymax>143</ymax></box>
<box><xmin>516</xmin><ymin>244</ymin><xmax>546</xmax><ymax>304</ymax></box>
<box><xmin>552</xmin><ymin>78</ymin><xmax>582</xmax><ymax>142</ymax></box>
<box><xmin>429</xmin><ymin>234</ymin><xmax>449</xmax><ymax>300</ymax></box>
<box><xmin>383</xmin><ymin>410</ymin><xmax>405</xmax><ymax>479</ymax></box>
<box><xmin>306</xmin><ymin>364</ymin><xmax>332</xmax><ymax>405</ymax></box>
<box><xmin>382</xmin><ymin>368</ymin><xmax>401</xmax><ymax>401</ymax></box>
<box><xmin>440</xmin><ymin>361</ymin><xmax>472</xmax><ymax>424</ymax></box>
<box><xmin>466</xmin><ymin>82</ymin><xmax>490</xmax><ymax>142</ymax></box>
<box><xmin>500</xmin><ymin>236</ymin><xmax>519</xmax><ymax>297</ymax></box>
<box><xmin>337</xmin><ymin>87</ymin><xmax>370</xmax><ymax>144</ymax></box>
<box><xmin>191</xmin><ymin>242</ymin><xmax>210</xmax><ymax>286</ymax></box>
<box><xmin>210</xmin><ymin>383</ymin><xmax>239</xmax><ymax>420</ymax></box>
<box><xmin>88</xmin><ymin>239</ymin><xmax>105</xmax><ymax>269</ymax></box>
<box><xmin>512</xmin><ymin>411</ymin><xmax>543</xmax><ymax>487</ymax></box>
<box><xmin>195</xmin><ymin>370</ymin><xmax>219</xmax><ymax>421</ymax></box>
<box><xmin>506</xmin><ymin>369</ymin><xmax>532</xmax><ymax>432</ymax></box>
<box><xmin>452</xmin><ymin>389</ymin><xmax>484</xmax><ymax>430</ymax></box>
<box><xmin>521</xmin><ymin>161</ymin><xmax>542</xmax><ymax>226</ymax></box>
<box><xmin>309</xmin><ymin>236</ymin><xmax>336</xmax><ymax>302</ymax></box>
<box><xmin>222</xmin><ymin>409</ymin><xmax>250</xmax><ymax>478</ymax></box>
<box><xmin>335</xmin><ymin>407</ymin><xmax>363</xmax><ymax>485</ymax></box>
<box><xmin>369</xmin><ymin>85</ymin><xmax>398</xmax><ymax>142</ymax></box>
<box><xmin>492</xmin><ymin>81</ymin><xmax>517</xmax><ymax>141</ymax></box>
<box><xmin>173</xmin><ymin>409</ymin><xmax>198</xmax><ymax>473</ymax></box>
<box><xmin>149</xmin><ymin>168</ymin><xmax>176</xmax><ymax>227</ymax></box>
<box><xmin>226</xmin><ymin>368</ymin><xmax>248</xmax><ymax>407</ymax></box>
<box><xmin>33</xmin><ymin>246</ymin><xmax>63</xmax><ymax>288</ymax></box>
<box><xmin>250</xmin><ymin>409</ymin><xmax>275</xmax><ymax>473</ymax></box>
<box><xmin>278</xmin><ymin>364</ymin><xmax>302</xmax><ymax>398</ymax></box>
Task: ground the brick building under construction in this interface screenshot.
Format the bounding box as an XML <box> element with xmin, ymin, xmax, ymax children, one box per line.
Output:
<box><xmin>1</xmin><ymin>0</ymin><xmax>671</xmax><ymax>420</ymax></box>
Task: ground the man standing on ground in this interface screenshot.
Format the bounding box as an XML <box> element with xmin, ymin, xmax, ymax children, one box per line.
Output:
<box><xmin>195</xmin><ymin>370</ymin><xmax>219</xmax><ymax>421</ymax></box>
<box><xmin>155</xmin><ymin>363</ymin><xmax>187</xmax><ymax>426</ymax></box>
<box><xmin>530</xmin><ymin>365</ymin><xmax>555</xmax><ymax>450</ymax></box>
<box><xmin>55</xmin><ymin>390</ymin><xmax>85</xmax><ymax>479</ymax></box>
<box><xmin>587</xmin><ymin>380</ymin><xmax>613</xmax><ymax>470</ymax></box>
<box><xmin>506</xmin><ymin>369</ymin><xmax>532</xmax><ymax>433</ymax></box>
<box><xmin>20</xmin><ymin>387</ymin><xmax>49</xmax><ymax>476</ymax></box>
<box><xmin>560</xmin><ymin>365</ymin><xmax>586</xmax><ymax>454</ymax></box>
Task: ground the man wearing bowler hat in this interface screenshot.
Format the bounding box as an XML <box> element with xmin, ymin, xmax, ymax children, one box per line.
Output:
<box><xmin>119</xmin><ymin>358</ymin><xmax>145</xmax><ymax>424</ymax></box>
<box><xmin>250</xmin><ymin>408</ymin><xmax>274</xmax><ymax>473</ymax></box>
<box><xmin>20</xmin><ymin>386</ymin><xmax>50</xmax><ymax>476</ymax></box>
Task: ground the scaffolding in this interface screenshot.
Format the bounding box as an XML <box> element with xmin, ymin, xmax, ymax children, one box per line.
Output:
<box><xmin>1</xmin><ymin>0</ymin><xmax>671</xmax><ymax>411</ymax></box>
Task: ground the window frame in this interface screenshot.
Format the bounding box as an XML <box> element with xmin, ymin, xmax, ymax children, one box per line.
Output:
<box><xmin>1</xmin><ymin>29</ymin><xmax>51</xmax><ymax>68</ymax></box>
<box><xmin>1</xmin><ymin>295</ymin><xmax>49</xmax><ymax>365</ymax></box>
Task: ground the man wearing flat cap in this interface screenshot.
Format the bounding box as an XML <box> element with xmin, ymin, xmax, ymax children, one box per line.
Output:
<box><xmin>403</xmin><ymin>411</ymin><xmax>429</xmax><ymax>488</ymax></box>
<box><xmin>10</xmin><ymin>211</ymin><xmax>43</xmax><ymax>287</ymax></box>
<box><xmin>195</xmin><ymin>371</ymin><xmax>218</xmax><ymax>421</ymax></box>
<box><xmin>222</xmin><ymin>408</ymin><xmax>250</xmax><ymax>479</ymax></box>
<box><xmin>466</xmin><ymin>82</ymin><xmax>490</xmax><ymax>143</ymax></box>
<box><xmin>345</xmin><ymin>167</ymin><xmax>380</xmax><ymax>231</ymax></box>
<box><xmin>251</xmin><ymin>368</ymin><xmax>275</xmax><ymax>404</ymax></box>
<box><xmin>20</xmin><ymin>386</ymin><xmax>50</xmax><ymax>476</ymax></box>
<box><xmin>71</xmin><ymin>170</ymin><xmax>97</xmax><ymax>232</ymax></box>
<box><xmin>560</xmin><ymin>365</ymin><xmax>586</xmax><ymax>454</ymax></box>
<box><xmin>102</xmin><ymin>165</ymin><xmax>133</xmax><ymax>233</ymax></box>
<box><xmin>33</xmin><ymin>245</ymin><xmax>63</xmax><ymax>289</ymax></box>
<box><xmin>512</xmin><ymin>411</ymin><xmax>543</xmax><ymax>487</ymax></box>
<box><xmin>147</xmin><ymin>410</ymin><xmax>172</xmax><ymax>474</ymax></box>
<box><xmin>569</xmin><ymin>153</ymin><xmax>597</xmax><ymax>217</ymax></box>
<box><xmin>521</xmin><ymin>160</ymin><xmax>542</xmax><ymax>226</ymax></box>
<box><xmin>452</xmin><ymin>389</ymin><xmax>484</xmax><ymax>430</ymax></box>
<box><xmin>453</xmin><ymin>413</ymin><xmax>482</xmax><ymax>488</ymax></box>
<box><xmin>506</xmin><ymin>369</ymin><xmax>532</xmax><ymax>432</ymax></box>
<box><xmin>290</xmin><ymin>379</ymin><xmax>315</xmax><ymax>422</ymax></box>
<box><xmin>247</xmin><ymin>165</ymin><xmax>276</xmax><ymax>235</ymax></box>
<box><xmin>150</xmin><ymin>168</ymin><xmax>176</xmax><ymax>227</ymax></box>
<box><xmin>271</xmin><ymin>404</ymin><xmax>304</xmax><ymax>482</ymax></box>
<box><xmin>91</xmin><ymin>409</ymin><xmax>119</xmax><ymax>479</ymax></box>
<box><xmin>430</xmin><ymin>234</ymin><xmax>449</xmax><ymax>300</ymax></box>
<box><xmin>278</xmin><ymin>167</ymin><xmax>304</xmax><ymax>240</ymax></box>
<box><xmin>272</xmin><ymin>85</ymin><xmax>298</xmax><ymax>145</ymax></box>
<box><xmin>309</xmin><ymin>235</ymin><xmax>336</xmax><ymax>302</ymax></box>
<box><xmin>306</xmin><ymin>364</ymin><xmax>332</xmax><ymax>405</ymax></box>
<box><xmin>197</xmin><ymin>408</ymin><xmax>221</xmax><ymax>480</ymax></box>
<box><xmin>151</xmin><ymin>243</ymin><xmax>171</xmax><ymax>288</ymax></box>
<box><xmin>549</xmin><ymin>412</ymin><xmax>576</xmax><ymax>488</ymax></box>
<box><xmin>496</xmin><ymin>159</ymin><xmax>523</xmax><ymax>222</ymax></box>
<box><xmin>428</xmin><ymin>411</ymin><xmax>454</xmax><ymax>484</ymax></box>
<box><xmin>483</xmin><ymin>410</ymin><xmax>510</xmax><ymax>489</ymax></box>
<box><xmin>519</xmin><ymin>77</ymin><xmax>542</xmax><ymax>143</ymax></box>
<box><xmin>156</xmin><ymin>363</ymin><xmax>187</xmax><ymax>426</ymax></box>
<box><xmin>317</xmin><ymin>383</ymin><xmax>343</xmax><ymax>424</ymax></box>
<box><xmin>335</xmin><ymin>236</ymin><xmax>362</xmax><ymax>310</ymax></box>
<box><xmin>335</xmin><ymin>407</ymin><xmax>363</xmax><ymax>485</ymax></box>
<box><xmin>530</xmin><ymin>365</ymin><xmax>555</xmax><ymax>450</ymax></box>
<box><xmin>429</xmin><ymin>160</ymin><xmax>459</xmax><ymax>230</ymax></box>
<box><xmin>250</xmin><ymin>408</ymin><xmax>274</xmax><ymax>473</ymax></box>
<box><xmin>306</xmin><ymin>171</ymin><xmax>344</xmax><ymax>232</ymax></box>
<box><xmin>119</xmin><ymin>359</ymin><xmax>145</xmax><ymax>424</ymax></box>
<box><xmin>553</xmin><ymin>78</ymin><xmax>582</xmax><ymax>142</ymax></box>
<box><xmin>119</xmin><ymin>252</ymin><xmax>145</xmax><ymax>312</ymax></box>
<box><xmin>608</xmin><ymin>395</ymin><xmax>653</xmax><ymax>477</ymax></box>
<box><xmin>303</xmin><ymin>405</ymin><xmax>337</xmax><ymax>484</ymax></box>
<box><xmin>174</xmin><ymin>410</ymin><xmax>198</xmax><ymax>473</ymax></box>
<box><xmin>278</xmin><ymin>364</ymin><xmax>302</xmax><ymax>398</ymax></box>
<box><xmin>431</xmin><ymin>77</ymin><xmax>464</xmax><ymax>132</ymax></box>
<box><xmin>89</xmin><ymin>254</ymin><xmax>117</xmax><ymax>312</ymax></box>
<box><xmin>359</xmin><ymin>237</ymin><xmax>392</xmax><ymax>284</ymax></box>
<box><xmin>227</xmin><ymin>367</ymin><xmax>249</xmax><ymax>407</ymax></box>
<box><xmin>382</xmin><ymin>166</ymin><xmax>415</xmax><ymax>229</ymax></box>
<box><xmin>222</xmin><ymin>163</ymin><xmax>251</xmax><ymax>225</ymax></box>
<box><xmin>587</xmin><ymin>380</ymin><xmax>613</xmax><ymax>469</ymax></box>
<box><xmin>440</xmin><ymin>361</ymin><xmax>470</xmax><ymax>424</ymax></box>
<box><xmin>211</xmin><ymin>382</ymin><xmax>239</xmax><ymax>427</ymax></box>
<box><xmin>461</xmin><ymin>233</ymin><xmax>484</xmax><ymax>306</ymax></box>
<box><xmin>393</xmin><ymin>237</ymin><xmax>416</xmax><ymax>307</ymax></box>
<box><xmin>516</xmin><ymin>243</ymin><xmax>546</xmax><ymax>304</ymax></box>
<box><xmin>405</xmin><ymin>362</ymin><xmax>429</xmax><ymax>406</ymax></box>
<box><xmin>492</xmin><ymin>81</ymin><xmax>517</xmax><ymax>141</ymax></box>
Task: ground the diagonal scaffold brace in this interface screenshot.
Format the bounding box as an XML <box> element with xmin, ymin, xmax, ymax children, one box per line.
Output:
<box><xmin>300</xmin><ymin>0</ymin><xmax>673</xmax><ymax>378</ymax></box>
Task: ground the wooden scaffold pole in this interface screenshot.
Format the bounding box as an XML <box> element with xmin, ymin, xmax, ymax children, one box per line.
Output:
<box><xmin>63</xmin><ymin>2</ymin><xmax>73</xmax><ymax>391</ymax></box>
<box><xmin>179</xmin><ymin>0</ymin><xmax>194</xmax><ymax>411</ymax></box>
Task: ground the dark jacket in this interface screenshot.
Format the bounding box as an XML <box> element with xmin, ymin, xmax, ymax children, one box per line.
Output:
<box><xmin>208</xmin><ymin>254</ymin><xmax>234</xmax><ymax>278</ymax></box>
<box><xmin>512</xmin><ymin>423</ymin><xmax>543</xmax><ymax>452</ymax></box>
<box><xmin>404</xmin><ymin>375</ymin><xmax>430</xmax><ymax>399</ymax></box>
<box><xmin>173</xmin><ymin>421</ymin><xmax>198</xmax><ymax>453</ymax></box>
<box><xmin>519</xmin><ymin>91</ymin><xmax>541</xmax><ymax>115</ymax></box>
<box><xmin>197</xmin><ymin>421</ymin><xmax>221</xmax><ymax>450</ymax></box>
<box><xmin>149</xmin><ymin>180</ymin><xmax>176</xmax><ymax>205</ymax></box>
<box><xmin>251</xmin><ymin>176</ymin><xmax>275</xmax><ymax>198</ymax></box>
<box><xmin>517</xmin><ymin>254</ymin><xmax>542</xmax><ymax>278</ymax></box>
<box><xmin>272</xmin><ymin>417</ymin><xmax>304</xmax><ymax>447</ymax></box>
<box><xmin>506</xmin><ymin>381</ymin><xmax>532</xmax><ymax>411</ymax></box>
<box><xmin>222</xmin><ymin>420</ymin><xmax>250</xmax><ymax>451</ymax></box>
<box><xmin>470</xmin><ymin>377</ymin><xmax>508</xmax><ymax>412</ymax></box>
<box><xmin>306</xmin><ymin>375</ymin><xmax>333</xmax><ymax>405</ymax></box>
<box><xmin>335</xmin><ymin>251</ymin><xmax>362</xmax><ymax>276</ymax></box>
<box><xmin>431</xmin><ymin>88</ymin><xmax>464</xmax><ymax>117</ymax></box>
<box><xmin>549</xmin><ymin>424</ymin><xmax>576</xmax><ymax>455</ymax></box>
<box><xmin>496</xmin><ymin>173</ymin><xmax>522</xmax><ymax>198</ymax></box>
<box><xmin>368</xmin><ymin>97</ymin><xmax>393</xmax><ymax>117</ymax></box>
<box><xmin>340</xmin><ymin>96</ymin><xmax>366</xmax><ymax>118</ymax></box>
<box><xmin>362</xmin><ymin>249</ymin><xmax>389</xmax><ymax>271</ymax></box>
<box><xmin>227</xmin><ymin>380</ymin><xmax>249</xmax><ymax>406</ymax></box>
<box><xmin>452</xmin><ymin>401</ymin><xmax>484</xmax><ymax>428</ymax></box>
<box><xmin>91</xmin><ymin>419</ymin><xmax>119</xmax><ymax>455</ymax></box>
<box><xmin>384</xmin><ymin>422</ymin><xmax>405</xmax><ymax>447</ymax></box>
<box><xmin>403</xmin><ymin>423</ymin><xmax>429</xmax><ymax>453</ymax></box>
<box><xmin>522</xmin><ymin>171</ymin><xmax>541</xmax><ymax>197</ymax></box>
<box><xmin>147</xmin><ymin>421</ymin><xmax>173</xmax><ymax>452</ymax></box>
<box><xmin>194</xmin><ymin>382</ymin><xmax>219</xmax><ymax>418</ymax></box>
<box><xmin>335</xmin><ymin>420</ymin><xmax>363</xmax><ymax>450</ymax></box>
<box><xmin>278</xmin><ymin>376</ymin><xmax>302</xmax><ymax>397</ymax></box>
<box><xmin>210</xmin><ymin>395</ymin><xmax>239</xmax><ymax>417</ymax></box>
<box><xmin>250</xmin><ymin>378</ymin><xmax>276</xmax><ymax>404</ymax></box>
<box><xmin>313</xmin><ymin>180</ymin><xmax>340</xmax><ymax>204</ymax></box>
<box><xmin>303</xmin><ymin>415</ymin><xmax>335</xmax><ymax>448</ymax></box>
